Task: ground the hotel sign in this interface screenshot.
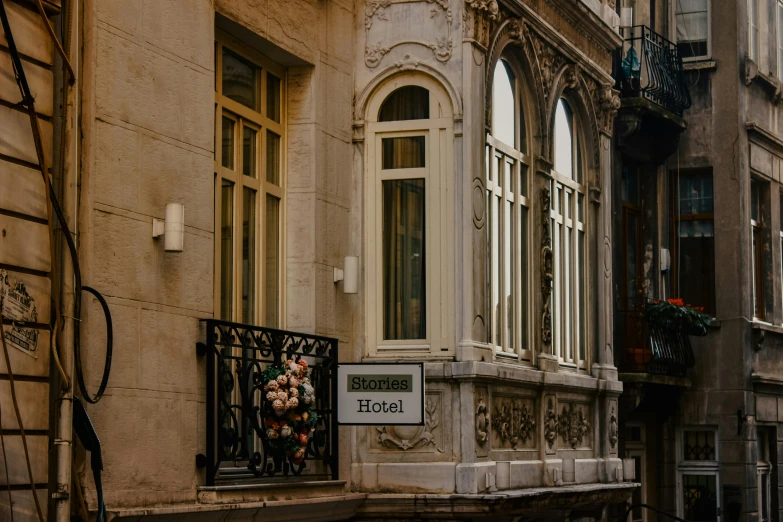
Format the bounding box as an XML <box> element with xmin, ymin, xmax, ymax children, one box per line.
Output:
<box><xmin>336</xmin><ymin>363</ymin><xmax>424</xmax><ymax>425</ymax></box>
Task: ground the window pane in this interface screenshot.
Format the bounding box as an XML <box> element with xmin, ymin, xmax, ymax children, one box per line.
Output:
<box><xmin>622</xmin><ymin>166</ymin><xmax>640</xmax><ymax>204</ymax></box>
<box><xmin>520</xmin><ymin>207</ymin><xmax>528</xmax><ymax>350</ymax></box>
<box><xmin>265</xmin><ymin>195</ymin><xmax>280</xmax><ymax>327</ymax></box>
<box><xmin>382</xmin><ymin>136</ymin><xmax>426</xmax><ymax>169</ymax></box>
<box><xmin>504</xmin><ymin>196</ymin><xmax>513</xmax><ymax>351</ymax></box>
<box><xmin>383</xmin><ymin>179</ymin><xmax>426</xmax><ymax>340</ymax></box>
<box><xmin>379</xmin><ymin>86</ymin><xmax>429</xmax><ymax>121</ymax></box>
<box><xmin>492</xmin><ymin>60</ymin><xmax>515</xmax><ymax>148</ymax></box>
<box><xmin>578</xmin><ymin>228</ymin><xmax>585</xmax><ymax>360</ymax></box>
<box><xmin>242</xmin><ymin>189</ymin><xmax>256</xmax><ymax>324</ymax></box>
<box><xmin>554</xmin><ymin>100</ymin><xmax>573</xmax><ymax>179</ymax></box>
<box><xmin>220</xmin><ymin>180</ymin><xmax>234</xmax><ymax>320</ymax></box>
<box><xmin>222</xmin><ymin>48</ymin><xmax>258</xmax><ymax>111</ymax></box>
<box><xmin>631</xmin><ymin>457</ymin><xmax>643</xmax><ymax>521</ymax></box>
<box><xmin>678</xmin><ymin>220</ymin><xmax>715</xmax><ymax>311</ymax></box>
<box><xmin>682</xmin><ymin>474</ymin><xmax>717</xmax><ymax>522</ymax></box>
<box><xmin>751</xmin><ymin>180</ymin><xmax>760</xmax><ymax>222</ymax></box>
<box><xmin>266</xmin><ymin>73</ymin><xmax>281</xmax><ymax>123</ymax></box>
<box><xmin>243</xmin><ymin>127</ymin><xmax>257</xmax><ymax>178</ymax></box>
<box><xmin>266</xmin><ymin>131</ymin><xmax>281</xmax><ymax>185</ymax></box>
<box><xmin>684</xmin><ymin>430</ymin><xmax>716</xmax><ymax>460</ymax></box>
<box><xmin>675</xmin><ymin>0</ymin><xmax>708</xmax><ymax>59</ymax></box>
<box><xmin>492</xmin><ymin>193</ymin><xmax>500</xmax><ymax>346</ymax></box>
<box><xmin>222</xmin><ymin>116</ymin><xmax>235</xmax><ymax>169</ymax></box>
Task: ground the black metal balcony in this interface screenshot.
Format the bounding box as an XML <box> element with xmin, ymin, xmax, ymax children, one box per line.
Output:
<box><xmin>199</xmin><ymin>319</ymin><xmax>338</xmax><ymax>485</ymax></box>
<box><xmin>618</xmin><ymin>311</ymin><xmax>695</xmax><ymax>377</ymax></box>
<box><xmin>615</xmin><ymin>25</ymin><xmax>691</xmax><ymax>116</ymax></box>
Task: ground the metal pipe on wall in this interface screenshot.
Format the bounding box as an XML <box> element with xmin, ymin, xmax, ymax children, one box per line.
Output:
<box><xmin>54</xmin><ymin>0</ymin><xmax>79</xmax><ymax>520</ymax></box>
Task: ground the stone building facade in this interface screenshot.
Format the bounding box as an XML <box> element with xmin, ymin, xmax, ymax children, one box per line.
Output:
<box><xmin>612</xmin><ymin>0</ymin><xmax>783</xmax><ymax>521</ymax></box>
<box><xmin>0</xmin><ymin>0</ymin><xmax>635</xmax><ymax>521</ymax></box>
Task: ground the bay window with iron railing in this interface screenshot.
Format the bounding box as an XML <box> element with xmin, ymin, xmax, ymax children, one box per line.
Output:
<box><xmin>215</xmin><ymin>34</ymin><xmax>284</xmax><ymax>327</ymax></box>
<box><xmin>486</xmin><ymin>58</ymin><xmax>531</xmax><ymax>362</ymax></box>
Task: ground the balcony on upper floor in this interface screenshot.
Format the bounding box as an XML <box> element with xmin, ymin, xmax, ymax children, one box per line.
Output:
<box><xmin>613</xmin><ymin>25</ymin><xmax>691</xmax><ymax>164</ymax></box>
<box><xmin>617</xmin><ymin>311</ymin><xmax>695</xmax><ymax>379</ymax></box>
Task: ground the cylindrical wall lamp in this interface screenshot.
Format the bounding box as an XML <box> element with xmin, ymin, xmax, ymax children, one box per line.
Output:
<box><xmin>334</xmin><ymin>256</ymin><xmax>359</xmax><ymax>294</ymax></box>
<box><xmin>152</xmin><ymin>203</ymin><xmax>185</xmax><ymax>252</ymax></box>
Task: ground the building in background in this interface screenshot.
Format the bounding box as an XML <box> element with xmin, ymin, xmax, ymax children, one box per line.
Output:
<box><xmin>0</xmin><ymin>0</ymin><xmax>635</xmax><ymax>521</ymax></box>
<box><xmin>612</xmin><ymin>1</ymin><xmax>783</xmax><ymax>521</ymax></box>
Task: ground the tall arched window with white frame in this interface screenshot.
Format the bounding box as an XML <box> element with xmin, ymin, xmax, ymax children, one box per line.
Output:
<box><xmin>486</xmin><ymin>58</ymin><xmax>531</xmax><ymax>362</ymax></box>
<box><xmin>551</xmin><ymin>98</ymin><xmax>587</xmax><ymax>370</ymax></box>
<box><xmin>365</xmin><ymin>76</ymin><xmax>455</xmax><ymax>357</ymax></box>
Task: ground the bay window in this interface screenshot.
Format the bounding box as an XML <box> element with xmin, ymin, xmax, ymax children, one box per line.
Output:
<box><xmin>486</xmin><ymin>59</ymin><xmax>531</xmax><ymax>361</ymax></box>
<box><xmin>551</xmin><ymin>98</ymin><xmax>586</xmax><ymax>370</ymax></box>
<box><xmin>215</xmin><ymin>37</ymin><xmax>284</xmax><ymax>326</ymax></box>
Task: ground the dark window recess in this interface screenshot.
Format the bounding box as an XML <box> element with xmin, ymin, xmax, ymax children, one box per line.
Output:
<box><xmin>672</xmin><ymin>169</ymin><xmax>715</xmax><ymax>313</ymax></box>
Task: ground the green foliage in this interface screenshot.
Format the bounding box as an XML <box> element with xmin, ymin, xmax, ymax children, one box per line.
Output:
<box><xmin>645</xmin><ymin>299</ymin><xmax>711</xmax><ymax>336</ymax></box>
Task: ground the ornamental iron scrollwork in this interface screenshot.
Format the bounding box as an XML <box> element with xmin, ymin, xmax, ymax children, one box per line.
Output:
<box><xmin>377</xmin><ymin>395</ymin><xmax>441</xmax><ymax>451</ymax></box>
<box><xmin>491</xmin><ymin>398</ymin><xmax>536</xmax><ymax>448</ymax></box>
<box><xmin>544</xmin><ymin>398</ymin><xmax>558</xmax><ymax>450</ymax></box>
<box><xmin>476</xmin><ymin>395</ymin><xmax>489</xmax><ymax>445</ymax></box>
<box><xmin>558</xmin><ymin>402</ymin><xmax>590</xmax><ymax>448</ymax></box>
<box><xmin>365</xmin><ymin>0</ymin><xmax>453</xmax><ymax>69</ymax></box>
<box><xmin>201</xmin><ymin>319</ymin><xmax>338</xmax><ymax>485</ymax></box>
<box><xmin>541</xmin><ymin>187</ymin><xmax>554</xmax><ymax>347</ymax></box>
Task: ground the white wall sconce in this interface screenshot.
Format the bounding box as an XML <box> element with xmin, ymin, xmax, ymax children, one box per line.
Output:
<box><xmin>334</xmin><ymin>256</ymin><xmax>358</xmax><ymax>294</ymax></box>
<box><xmin>152</xmin><ymin>203</ymin><xmax>185</xmax><ymax>252</ymax></box>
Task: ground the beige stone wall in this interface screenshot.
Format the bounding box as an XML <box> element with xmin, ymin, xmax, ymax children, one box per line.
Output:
<box><xmin>79</xmin><ymin>0</ymin><xmax>357</xmax><ymax>510</ymax></box>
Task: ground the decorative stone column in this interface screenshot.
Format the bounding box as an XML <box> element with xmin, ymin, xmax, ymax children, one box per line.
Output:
<box><xmin>458</xmin><ymin>0</ymin><xmax>498</xmax><ymax>363</ymax></box>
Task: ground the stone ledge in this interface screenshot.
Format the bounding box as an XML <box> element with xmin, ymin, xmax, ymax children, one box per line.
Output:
<box><xmin>360</xmin><ymin>483</ymin><xmax>637</xmax><ymax>518</ymax></box>
<box><xmin>618</xmin><ymin>372</ymin><xmax>691</xmax><ymax>388</ymax></box>
<box><xmin>107</xmin><ymin>492</ymin><xmax>366</xmax><ymax>522</ymax></box>
<box><xmin>424</xmin><ymin>361</ymin><xmax>622</xmax><ymax>394</ymax></box>
<box><xmin>197</xmin><ymin>480</ymin><xmax>347</xmax><ymax>504</ymax></box>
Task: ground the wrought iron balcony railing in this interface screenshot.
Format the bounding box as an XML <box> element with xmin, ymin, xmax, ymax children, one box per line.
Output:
<box><xmin>198</xmin><ymin>319</ymin><xmax>338</xmax><ymax>485</ymax></box>
<box><xmin>619</xmin><ymin>311</ymin><xmax>695</xmax><ymax>377</ymax></box>
<box><xmin>615</xmin><ymin>25</ymin><xmax>691</xmax><ymax>116</ymax></box>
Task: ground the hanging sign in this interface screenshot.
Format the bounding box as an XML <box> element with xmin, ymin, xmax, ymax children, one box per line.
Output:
<box><xmin>337</xmin><ymin>363</ymin><xmax>424</xmax><ymax>425</ymax></box>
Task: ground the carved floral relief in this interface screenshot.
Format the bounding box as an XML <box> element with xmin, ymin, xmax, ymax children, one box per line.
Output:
<box><xmin>558</xmin><ymin>402</ymin><xmax>591</xmax><ymax>448</ymax></box>
<box><xmin>476</xmin><ymin>395</ymin><xmax>489</xmax><ymax>445</ymax></box>
<box><xmin>491</xmin><ymin>397</ymin><xmax>536</xmax><ymax>449</ymax></box>
<box><xmin>365</xmin><ymin>0</ymin><xmax>454</xmax><ymax>69</ymax></box>
<box><xmin>544</xmin><ymin>397</ymin><xmax>558</xmax><ymax>451</ymax></box>
<box><xmin>376</xmin><ymin>394</ymin><xmax>443</xmax><ymax>452</ymax></box>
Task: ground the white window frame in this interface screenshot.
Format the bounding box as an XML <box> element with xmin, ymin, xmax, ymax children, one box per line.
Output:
<box><xmin>551</xmin><ymin>99</ymin><xmax>588</xmax><ymax>372</ymax></box>
<box><xmin>365</xmin><ymin>75</ymin><xmax>455</xmax><ymax>357</ymax></box>
<box><xmin>625</xmin><ymin>422</ymin><xmax>647</xmax><ymax>522</ymax></box>
<box><xmin>486</xmin><ymin>57</ymin><xmax>532</xmax><ymax>363</ymax></box>
<box><xmin>676</xmin><ymin>427</ymin><xmax>721</xmax><ymax>521</ymax></box>
<box><xmin>757</xmin><ymin>428</ymin><xmax>773</xmax><ymax>522</ymax></box>
<box><xmin>749</xmin><ymin>0</ymin><xmax>759</xmax><ymax>61</ymax></box>
<box><xmin>671</xmin><ymin>0</ymin><xmax>712</xmax><ymax>62</ymax></box>
<box><xmin>214</xmin><ymin>32</ymin><xmax>286</xmax><ymax>327</ymax></box>
<box><xmin>777</xmin><ymin>0</ymin><xmax>783</xmax><ymax>78</ymax></box>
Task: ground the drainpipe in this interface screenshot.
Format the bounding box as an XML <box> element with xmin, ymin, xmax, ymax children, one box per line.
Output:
<box><xmin>54</xmin><ymin>0</ymin><xmax>79</xmax><ymax>520</ymax></box>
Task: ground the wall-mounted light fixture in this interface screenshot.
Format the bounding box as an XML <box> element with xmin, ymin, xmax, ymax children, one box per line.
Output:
<box><xmin>152</xmin><ymin>203</ymin><xmax>185</xmax><ymax>252</ymax></box>
<box><xmin>334</xmin><ymin>256</ymin><xmax>358</xmax><ymax>294</ymax></box>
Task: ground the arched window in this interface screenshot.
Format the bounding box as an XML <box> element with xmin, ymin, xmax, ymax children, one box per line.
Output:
<box><xmin>486</xmin><ymin>58</ymin><xmax>531</xmax><ymax>361</ymax></box>
<box><xmin>551</xmin><ymin>98</ymin><xmax>586</xmax><ymax>370</ymax></box>
<box><xmin>365</xmin><ymin>77</ymin><xmax>455</xmax><ymax>356</ymax></box>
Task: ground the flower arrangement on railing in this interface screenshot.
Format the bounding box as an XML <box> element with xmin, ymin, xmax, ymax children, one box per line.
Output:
<box><xmin>262</xmin><ymin>359</ymin><xmax>318</xmax><ymax>464</ymax></box>
<box><xmin>645</xmin><ymin>298</ymin><xmax>711</xmax><ymax>336</ymax></box>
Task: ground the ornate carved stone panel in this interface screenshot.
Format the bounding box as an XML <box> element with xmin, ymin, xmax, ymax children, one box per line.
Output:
<box><xmin>371</xmin><ymin>393</ymin><xmax>445</xmax><ymax>453</ymax></box>
<box><xmin>543</xmin><ymin>396</ymin><xmax>558</xmax><ymax>454</ymax></box>
<box><xmin>463</xmin><ymin>0</ymin><xmax>498</xmax><ymax>50</ymax></box>
<box><xmin>490</xmin><ymin>396</ymin><xmax>536</xmax><ymax>450</ymax></box>
<box><xmin>365</xmin><ymin>0</ymin><xmax>454</xmax><ymax>69</ymax></box>
<box><xmin>476</xmin><ymin>394</ymin><xmax>489</xmax><ymax>446</ymax></box>
<box><xmin>608</xmin><ymin>402</ymin><xmax>618</xmax><ymax>451</ymax></box>
<box><xmin>557</xmin><ymin>402</ymin><xmax>591</xmax><ymax>449</ymax></box>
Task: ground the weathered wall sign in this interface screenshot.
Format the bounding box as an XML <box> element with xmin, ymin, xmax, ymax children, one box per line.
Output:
<box><xmin>337</xmin><ymin>363</ymin><xmax>424</xmax><ymax>425</ymax></box>
<box><xmin>0</xmin><ymin>269</ymin><xmax>40</xmax><ymax>358</ymax></box>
